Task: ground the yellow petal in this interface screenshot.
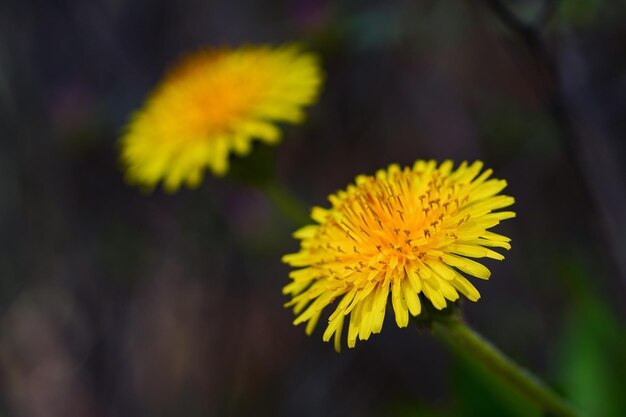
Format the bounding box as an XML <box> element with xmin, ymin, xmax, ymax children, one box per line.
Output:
<box><xmin>347</xmin><ymin>301</ymin><xmax>364</xmax><ymax>348</ymax></box>
<box><xmin>451</xmin><ymin>272</ymin><xmax>481</xmax><ymax>301</ymax></box>
<box><xmin>423</xmin><ymin>282</ymin><xmax>446</xmax><ymax>310</ymax></box>
<box><xmin>427</xmin><ymin>261</ymin><xmax>456</xmax><ymax>280</ymax></box>
<box><xmin>402</xmin><ymin>277</ymin><xmax>421</xmax><ymax>316</ymax></box>
<box><xmin>446</xmin><ymin>244</ymin><xmax>505</xmax><ymax>260</ymax></box>
<box><xmin>392</xmin><ymin>278</ymin><xmax>409</xmax><ymax>327</ymax></box>
<box><xmin>442</xmin><ymin>253</ymin><xmax>491</xmax><ymax>280</ymax></box>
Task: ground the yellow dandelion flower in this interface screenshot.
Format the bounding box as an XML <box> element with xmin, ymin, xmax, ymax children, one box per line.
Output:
<box><xmin>282</xmin><ymin>160</ymin><xmax>515</xmax><ymax>351</ymax></box>
<box><xmin>120</xmin><ymin>45</ymin><xmax>322</xmax><ymax>191</ymax></box>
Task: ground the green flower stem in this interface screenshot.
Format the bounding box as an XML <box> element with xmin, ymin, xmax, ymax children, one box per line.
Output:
<box><xmin>432</xmin><ymin>315</ymin><xmax>584</xmax><ymax>417</ymax></box>
<box><xmin>261</xmin><ymin>182</ymin><xmax>310</xmax><ymax>227</ymax></box>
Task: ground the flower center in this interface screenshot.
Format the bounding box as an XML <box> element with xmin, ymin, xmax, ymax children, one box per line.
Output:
<box><xmin>161</xmin><ymin>52</ymin><xmax>273</xmax><ymax>139</ymax></box>
<box><xmin>318</xmin><ymin>169</ymin><xmax>469</xmax><ymax>282</ymax></box>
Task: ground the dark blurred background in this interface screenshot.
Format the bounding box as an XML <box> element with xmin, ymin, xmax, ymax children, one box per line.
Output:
<box><xmin>1</xmin><ymin>0</ymin><xmax>626</xmax><ymax>416</ymax></box>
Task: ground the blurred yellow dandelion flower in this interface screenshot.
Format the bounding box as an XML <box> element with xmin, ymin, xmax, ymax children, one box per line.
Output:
<box><xmin>120</xmin><ymin>45</ymin><xmax>322</xmax><ymax>191</ymax></box>
<box><xmin>282</xmin><ymin>160</ymin><xmax>515</xmax><ymax>351</ymax></box>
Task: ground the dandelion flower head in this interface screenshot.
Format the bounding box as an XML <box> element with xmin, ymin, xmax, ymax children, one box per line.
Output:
<box><xmin>120</xmin><ymin>45</ymin><xmax>322</xmax><ymax>191</ymax></box>
<box><xmin>283</xmin><ymin>160</ymin><xmax>515</xmax><ymax>351</ymax></box>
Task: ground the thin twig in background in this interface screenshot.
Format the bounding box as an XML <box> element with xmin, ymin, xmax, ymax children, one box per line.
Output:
<box><xmin>482</xmin><ymin>0</ymin><xmax>626</xmax><ymax>288</ymax></box>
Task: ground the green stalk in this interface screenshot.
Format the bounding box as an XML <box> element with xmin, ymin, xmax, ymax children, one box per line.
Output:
<box><xmin>432</xmin><ymin>316</ymin><xmax>584</xmax><ymax>417</ymax></box>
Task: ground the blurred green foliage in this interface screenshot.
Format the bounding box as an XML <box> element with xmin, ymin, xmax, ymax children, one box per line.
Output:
<box><xmin>451</xmin><ymin>354</ymin><xmax>541</xmax><ymax>417</ymax></box>
<box><xmin>555</xmin><ymin>258</ymin><xmax>626</xmax><ymax>417</ymax></box>
<box><xmin>560</xmin><ymin>0</ymin><xmax>600</xmax><ymax>27</ymax></box>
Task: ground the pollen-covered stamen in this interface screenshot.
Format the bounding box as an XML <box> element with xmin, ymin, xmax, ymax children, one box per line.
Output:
<box><xmin>283</xmin><ymin>160</ymin><xmax>515</xmax><ymax>350</ymax></box>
